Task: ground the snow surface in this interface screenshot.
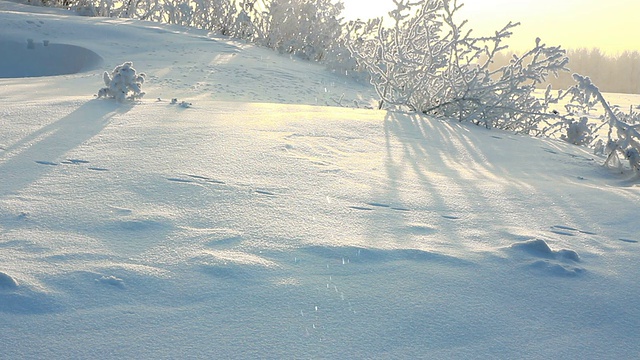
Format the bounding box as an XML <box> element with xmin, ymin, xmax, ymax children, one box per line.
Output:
<box><xmin>1</xmin><ymin>1</ymin><xmax>639</xmax><ymax>358</ymax></box>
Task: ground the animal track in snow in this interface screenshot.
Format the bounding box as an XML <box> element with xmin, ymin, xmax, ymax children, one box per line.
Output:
<box><xmin>348</xmin><ymin>206</ymin><xmax>374</xmax><ymax>211</ymax></box>
<box><xmin>391</xmin><ymin>207</ymin><xmax>411</xmax><ymax>212</ymax></box>
<box><xmin>348</xmin><ymin>202</ymin><xmax>411</xmax><ymax>212</ymax></box>
<box><xmin>542</xmin><ymin>147</ymin><xmax>594</xmax><ymax>162</ymax></box>
<box><xmin>60</xmin><ymin>159</ymin><xmax>90</xmax><ymax>165</ymax></box>
<box><xmin>167</xmin><ymin>174</ymin><xmax>283</xmax><ymax>200</ymax></box>
<box><xmin>167</xmin><ymin>177</ymin><xmax>194</xmax><ymax>184</ymax></box>
<box><xmin>187</xmin><ymin>174</ymin><xmax>225</xmax><ymax>184</ymax></box>
<box><xmin>366</xmin><ymin>202</ymin><xmax>390</xmax><ymax>208</ymax></box>
<box><xmin>550</xmin><ymin>225</ymin><xmax>597</xmax><ymax>236</ymax></box>
<box><xmin>35</xmin><ymin>158</ymin><xmax>111</xmax><ymax>173</ymax></box>
<box><xmin>167</xmin><ymin>174</ymin><xmax>226</xmax><ymax>186</ymax></box>
<box><xmin>35</xmin><ymin>160</ymin><xmax>58</xmax><ymax>166</ymax></box>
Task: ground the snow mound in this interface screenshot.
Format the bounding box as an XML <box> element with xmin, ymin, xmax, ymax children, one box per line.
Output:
<box><xmin>0</xmin><ymin>39</ymin><xmax>102</xmax><ymax>78</ymax></box>
<box><xmin>95</xmin><ymin>275</ymin><xmax>125</xmax><ymax>288</ymax></box>
<box><xmin>527</xmin><ymin>260</ymin><xmax>585</xmax><ymax>276</ymax></box>
<box><xmin>509</xmin><ymin>239</ymin><xmax>584</xmax><ymax>276</ymax></box>
<box><xmin>510</xmin><ymin>239</ymin><xmax>581</xmax><ymax>262</ymax></box>
<box><xmin>0</xmin><ymin>271</ymin><xmax>18</xmax><ymax>289</ymax></box>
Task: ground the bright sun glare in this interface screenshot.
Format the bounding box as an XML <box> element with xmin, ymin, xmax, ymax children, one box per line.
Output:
<box><xmin>341</xmin><ymin>0</ymin><xmax>640</xmax><ymax>54</ymax></box>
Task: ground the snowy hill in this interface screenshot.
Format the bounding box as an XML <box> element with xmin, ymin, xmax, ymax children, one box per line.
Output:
<box><xmin>1</xmin><ymin>2</ymin><xmax>639</xmax><ymax>358</ymax></box>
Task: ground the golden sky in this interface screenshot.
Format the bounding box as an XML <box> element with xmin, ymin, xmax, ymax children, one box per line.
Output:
<box><xmin>342</xmin><ymin>0</ymin><xmax>640</xmax><ymax>54</ymax></box>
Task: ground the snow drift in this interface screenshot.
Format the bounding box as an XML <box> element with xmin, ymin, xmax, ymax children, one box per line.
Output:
<box><xmin>0</xmin><ymin>1</ymin><xmax>639</xmax><ymax>359</ymax></box>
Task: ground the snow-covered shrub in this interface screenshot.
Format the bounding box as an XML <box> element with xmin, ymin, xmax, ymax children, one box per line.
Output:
<box><xmin>97</xmin><ymin>62</ymin><xmax>146</xmax><ymax>102</ymax></box>
<box><xmin>560</xmin><ymin>117</ymin><xmax>594</xmax><ymax>146</ymax></box>
<box><xmin>51</xmin><ymin>0</ymin><xmax>352</xmax><ymax>73</ymax></box>
<box><xmin>259</xmin><ymin>0</ymin><xmax>345</xmax><ymax>62</ymax></box>
<box><xmin>347</xmin><ymin>0</ymin><xmax>570</xmax><ymax>134</ymax></box>
<box><xmin>571</xmin><ymin>74</ymin><xmax>640</xmax><ymax>173</ymax></box>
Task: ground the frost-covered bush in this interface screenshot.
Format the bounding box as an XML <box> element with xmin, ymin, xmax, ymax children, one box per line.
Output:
<box><xmin>347</xmin><ymin>0</ymin><xmax>570</xmax><ymax>134</ymax></box>
<box><xmin>97</xmin><ymin>62</ymin><xmax>146</xmax><ymax>102</ymax></box>
<box><xmin>570</xmin><ymin>74</ymin><xmax>640</xmax><ymax>173</ymax></box>
<box><xmin>560</xmin><ymin>117</ymin><xmax>593</xmax><ymax>146</ymax></box>
<box><xmin>43</xmin><ymin>0</ymin><xmax>352</xmax><ymax>73</ymax></box>
<box><xmin>259</xmin><ymin>0</ymin><xmax>345</xmax><ymax>62</ymax></box>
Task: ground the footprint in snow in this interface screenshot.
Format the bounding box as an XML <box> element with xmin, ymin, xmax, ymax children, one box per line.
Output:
<box><xmin>167</xmin><ymin>177</ymin><xmax>195</xmax><ymax>184</ymax></box>
<box><xmin>550</xmin><ymin>225</ymin><xmax>597</xmax><ymax>236</ymax></box>
<box><xmin>348</xmin><ymin>203</ymin><xmax>410</xmax><ymax>212</ymax></box>
<box><xmin>186</xmin><ymin>174</ymin><xmax>224</xmax><ymax>183</ymax></box>
<box><xmin>37</xmin><ymin>159</ymin><xmax>108</xmax><ymax>171</ymax></box>
<box><xmin>348</xmin><ymin>206</ymin><xmax>374</xmax><ymax>211</ymax></box>
<box><xmin>366</xmin><ymin>202</ymin><xmax>390</xmax><ymax>208</ymax></box>
<box><xmin>168</xmin><ymin>175</ymin><xmax>226</xmax><ymax>185</ymax></box>
<box><xmin>35</xmin><ymin>160</ymin><xmax>58</xmax><ymax>166</ymax></box>
<box><xmin>60</xmin><ymin>159</ymin><xmax>90</xmax><ymax>165</ymax></box>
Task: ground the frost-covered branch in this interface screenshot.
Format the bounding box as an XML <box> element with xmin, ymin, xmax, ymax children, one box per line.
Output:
<box><xmin>347</xmin><ymin>0</ymin><xmax>570</xmax><ymax>135</ymax></box>
<box><xmin>571</xmin><ymin>74</ymin><xmax>640</xmax><ymax>172</ymax></box>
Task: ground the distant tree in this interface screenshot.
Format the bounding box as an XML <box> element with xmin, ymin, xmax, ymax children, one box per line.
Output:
<box><xmin>542</xmin><ymin>48</ymin><xmax>640</xmax><ymax>95</ymax></box>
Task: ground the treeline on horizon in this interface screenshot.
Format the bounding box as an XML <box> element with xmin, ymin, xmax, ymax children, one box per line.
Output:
<box><xmin>492</xmin><ymin>48</ymin><xmax>640</xmax><ymax>95</ymax></box>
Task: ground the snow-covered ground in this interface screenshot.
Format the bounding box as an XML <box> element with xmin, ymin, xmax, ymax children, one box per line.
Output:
<box><xmin>1</xmin><ymin>2</ymin><xmax>639</xmax><ymax>358</ymax></box>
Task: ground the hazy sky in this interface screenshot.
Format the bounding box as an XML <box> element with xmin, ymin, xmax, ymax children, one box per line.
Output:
<box><xmin>341</xmin><ymin>0</ymin><xmax>639</xmax><ymax>54</ymax></box>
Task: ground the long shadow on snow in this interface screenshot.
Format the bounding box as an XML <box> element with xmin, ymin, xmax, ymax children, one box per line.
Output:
<box><xmin>377</xmin><ymin>111</ymin><xmax>627</xmax><ymax>254</ymax></box>
<box><xmin>0</xmin><ymin>100</ymin><xmax>130</xmax><ymax>197</ymax></box>
<box><xmin>377</xmin><ymin>111</ymin><xmax>572</xmax><ymax>251</ymax></box>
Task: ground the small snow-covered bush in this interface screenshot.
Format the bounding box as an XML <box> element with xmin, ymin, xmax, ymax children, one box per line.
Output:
<box><xmin>97</xmin><ymin>62</ymin><xmax>146</xmax><ymax>102</ymax></box>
